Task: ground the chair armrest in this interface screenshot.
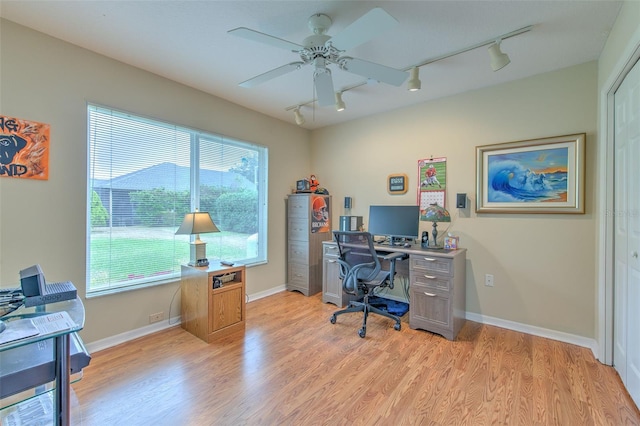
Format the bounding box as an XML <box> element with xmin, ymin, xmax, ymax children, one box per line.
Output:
<box><xmin>381</xmin><ymin>252</ymin><xmax>408</xmax><ymax>262</ymax></box>
<box><xmin>382</xmin><ymin>252</ymin><xmax>408</xmax><ymax>289</ymax></box>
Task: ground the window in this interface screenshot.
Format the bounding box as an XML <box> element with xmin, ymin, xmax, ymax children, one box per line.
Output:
<box><xmin>87</xmin><ymin>104</ymin><xmax>267</xmax><ymax>295</ymax></box>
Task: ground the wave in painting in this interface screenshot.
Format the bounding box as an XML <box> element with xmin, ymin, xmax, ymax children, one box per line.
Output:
<box><xmin>488</xmin><ymin>159</ymin><xmax>568</xmax><ymax>202</ymax></box>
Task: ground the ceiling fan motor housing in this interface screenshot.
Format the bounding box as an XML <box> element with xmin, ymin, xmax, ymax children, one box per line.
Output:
<box><xmin>301</xmin><ymin>34</ymin><xmax>340</xmax><ymax>63</ymax></box>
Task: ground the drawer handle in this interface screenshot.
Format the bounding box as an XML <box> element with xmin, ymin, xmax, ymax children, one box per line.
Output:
<box><xmin>328</xmin><ymin>259</ymin><xmax>336</xmax><ymax>263</ymax></box>
<box><xmin>424</xmin><ymin>274</ymin><xmax>436</xmax><ymax>279</ymax></box>
<box><xmin>424</xmin><ymin>292</ymin><xmax>437</xmax><ymax>297</ymax></box>
<box><xmin>422</xmin><ymin>257</ymin><xmax>436</xmax><ymax>262</ymax></box>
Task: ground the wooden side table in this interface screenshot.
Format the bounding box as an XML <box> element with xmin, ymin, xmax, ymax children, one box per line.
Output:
<box><xmin>180</xmin><ymin>263</ymin><xmax>246</xmax><ymax>343</ymax></box>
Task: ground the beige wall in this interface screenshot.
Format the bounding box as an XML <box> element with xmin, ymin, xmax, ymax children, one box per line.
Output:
<box><xmin>311</xmin><ymin>62</ymin><xmax>598</xmax><ymax>338</ymax></box>
<box><xmin>0</xmin><ymin>19</ymin><xmax>311</xmax><ymax>344</ymax></box>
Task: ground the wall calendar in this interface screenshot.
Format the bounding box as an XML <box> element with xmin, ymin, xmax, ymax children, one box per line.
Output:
<box><xmin>417</xmin><ymin>157</ymin><xmax>447</xmax><ymax>220</ymax></box>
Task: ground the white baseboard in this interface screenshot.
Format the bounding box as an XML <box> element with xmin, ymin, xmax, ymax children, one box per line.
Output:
<box><xmin>465</xmin><ymin>311</ymin><xmax>599</xmax><ymax>360</ymax></box>
<box><xmin>85</xmin><ymin>316</ymin><xmax>182</xmax><ymax>353</ymax></box>
<box><xmin>247</xmin><ymin>284</ymin><xmax>286</xmax><ymax>302</ymax></box>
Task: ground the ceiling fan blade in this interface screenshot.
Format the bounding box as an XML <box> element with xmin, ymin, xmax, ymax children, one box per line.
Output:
<box><xmin>329</xmin><ymin>8</ymin><xmax>398</xmax><ymax>52</ymax></box>
<box><xmin>239</xmin><ymin>62</ymin><xmax>305</xmax><ymax>88</ymax></box>
<box><xmin>342</xmin><ymin>58</ymin><xmax>409</xmax><ymax>86</ymax></box>
<box><xmin>314</xmin><ymin>70</ymin><xmax>335</xmax><ymax>107</ymax></box>
<box><xmin>228</xmin><ymin>27</ymin><xmax>303</xmax><ymax>51</ymax></box>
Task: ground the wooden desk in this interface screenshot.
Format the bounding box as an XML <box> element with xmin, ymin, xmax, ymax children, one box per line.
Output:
<box><xmin>322</xmin><ymin>241</ymin><xmax>466</xmax><ymax>340</ymax></box>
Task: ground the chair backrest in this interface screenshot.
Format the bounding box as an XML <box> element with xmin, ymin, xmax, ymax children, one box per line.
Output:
<box><xmin>333</xmin><ymin>231</ymin><xmax>381</xmax><ymax>295</ymax></box>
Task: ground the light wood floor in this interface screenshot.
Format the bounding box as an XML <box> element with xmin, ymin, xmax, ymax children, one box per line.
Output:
<box><xmin>73</xmin><ymin>291</ymin><xmax>640</xmax><ymax>425</ymax></box>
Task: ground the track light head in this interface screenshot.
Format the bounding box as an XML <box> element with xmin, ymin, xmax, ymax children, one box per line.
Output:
<box><xmin>407</xmin><ymin>67</ymin><xmax>421</xmax><ymax>91</ymax></box>
<box><xmin>488</xmin><ymin>40</ymin><xmax>511</xmax><ymax>71</ymax></box>
<box><xmin>294</xmin><ymin>107</ymin><xmax>305</xmax><ymax>126</ymax></box>
<box><xmin>335</xmin><ymin>92</ymin><xmax>346</xmax><ymax>111</ymax></box>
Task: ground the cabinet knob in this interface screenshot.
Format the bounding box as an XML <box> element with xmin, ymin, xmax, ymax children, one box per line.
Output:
<box><xmin>633</xmin><ymin>251</ymin><xmax>639</xmax><ymax>259</ymax></box>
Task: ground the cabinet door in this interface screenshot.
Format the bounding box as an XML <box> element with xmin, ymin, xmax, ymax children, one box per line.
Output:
<box><xmin>210</xmin><ymin>285</ymin><xmax>243</xmax><ymax>332</ymax></box>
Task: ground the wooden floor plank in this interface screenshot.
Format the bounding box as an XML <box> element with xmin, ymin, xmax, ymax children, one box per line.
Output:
<box><xmin>72</xmin><ymin>291</ymin><xmax>640</xmax><ymax>425</ymax></box>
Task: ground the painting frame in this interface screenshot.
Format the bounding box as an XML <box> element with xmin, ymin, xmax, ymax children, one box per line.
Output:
<box><xmin>476</xmin><ymin>133</ymin><xmax>585</xmax><ymax>214</ymax></box>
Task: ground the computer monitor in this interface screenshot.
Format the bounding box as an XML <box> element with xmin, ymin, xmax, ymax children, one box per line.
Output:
<box><xmin>367</xmin><ymin>205</ymin><xmax>420</xmax><ymax>245</ymax></box>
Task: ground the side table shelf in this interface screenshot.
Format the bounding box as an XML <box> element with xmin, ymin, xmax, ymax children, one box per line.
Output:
<box><xmin>0</xmin><ymin>297</ymin><xmax>89</xmax><ymax>426</ymax></box>
<box><xmin>181</xmin><ymin>263</ymin><xmax>246</xmax><ymax>343</ymax></box>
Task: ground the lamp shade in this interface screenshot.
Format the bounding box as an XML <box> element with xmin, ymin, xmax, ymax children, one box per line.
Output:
<box><xmin>175</xmin><ymin>211</ymin><xmax>219</xmax><ymax>235</ymax></box>
<box><xmin>423</xmin><ymin>203</ymin><xmax>451</xmax><ymax>223</ymax></box>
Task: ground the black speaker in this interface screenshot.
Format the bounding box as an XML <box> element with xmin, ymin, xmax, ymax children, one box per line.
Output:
<box><xmin>456</xmin><ymin>193</ymin><xmax>467</xmax><ymax>209</ymax></box>
<box><xmin>344</xmin><ymin>197</ymin><xmax>352</xmax><ymax>209</ymax></box>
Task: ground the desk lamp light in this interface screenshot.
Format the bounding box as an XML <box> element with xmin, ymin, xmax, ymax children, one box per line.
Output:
<box><xmin>175</xmin><ymin>210</ymin><xmax>220</xmax><ymax>266</ymax></box>
<box><xmin>423</xmin><ymin>203</ymin><xmax>451</xmax><ymax>247</ymax></box>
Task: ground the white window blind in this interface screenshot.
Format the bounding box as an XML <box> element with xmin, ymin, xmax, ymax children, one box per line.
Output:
<box><xmin>87</xmin><ymin>104</ymin><xmax>267</xmax><ymax>295</ymax></box>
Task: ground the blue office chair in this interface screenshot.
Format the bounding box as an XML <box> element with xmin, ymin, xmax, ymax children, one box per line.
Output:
<box><xmin>329</xmin><ymin>231</ymin><xmax>406</xmax><ymax>338</ymax></box>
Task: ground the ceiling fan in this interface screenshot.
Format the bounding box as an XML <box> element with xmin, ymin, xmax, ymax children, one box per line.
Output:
<box><xmin>228</xmin><ymin>8</ymin><xmax>409</xmax><ymax>107</ymax></box>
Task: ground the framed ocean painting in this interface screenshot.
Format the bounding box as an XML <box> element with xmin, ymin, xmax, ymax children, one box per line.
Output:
<box><xmin>476</xmin><ymin>133</ymin><xmax>585</xmax><ymax>213</ymax></box>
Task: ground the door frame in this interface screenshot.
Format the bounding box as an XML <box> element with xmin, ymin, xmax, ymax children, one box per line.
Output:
<box><xmin>598</xmin><ymin>36</ymin><xmax>640</xmax><ymax>365</ymax></box>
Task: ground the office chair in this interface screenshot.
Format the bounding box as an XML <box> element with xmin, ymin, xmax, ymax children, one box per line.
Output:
<box><xmin>329</xmin><ymin>231</ymin><xmax>406</xmax><ymax>338</ymax></box>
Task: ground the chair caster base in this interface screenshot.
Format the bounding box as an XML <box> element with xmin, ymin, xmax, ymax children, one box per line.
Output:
<box><xmin>330</xmin><ymin>315</ymin><xmax>336</xmax><ymax>324</ymax></box>
<box><xmin>358</xmin><ymin>328</ymin><xmax>366</xmax><ymax>338</ymax></box>
<box><xmin>394</xmin><ymin>322</ymin><xmax>401</xmax><ymax>331</ymax></box>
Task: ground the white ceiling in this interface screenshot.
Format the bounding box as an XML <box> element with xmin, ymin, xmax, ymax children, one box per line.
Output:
<box><xmin>0</xmin><ymin>1</ymin><xmax>622</xmax><ymax>129</ymax></box>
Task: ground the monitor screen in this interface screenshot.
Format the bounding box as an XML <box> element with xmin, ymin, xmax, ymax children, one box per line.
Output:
<box><xmin>368</xmin><ymin>205</ymin><xmax>420</xmax><ymax>244</ymax></box>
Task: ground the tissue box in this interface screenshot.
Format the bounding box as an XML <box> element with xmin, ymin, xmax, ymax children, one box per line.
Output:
<box><xmin>444</xmin><ymin>236</ymin><xmax>459</xmax><ymax>250</ymax></box>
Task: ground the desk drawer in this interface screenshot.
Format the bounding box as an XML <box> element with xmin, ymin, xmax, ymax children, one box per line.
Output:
<box><xmin>411</xmin><ymin>274</ymin><xmax>451</xmax><ymax>293</ymax></box>
<box><xmin>323</xmin><ymin>243</ymin><xmax>339</xmax><ymax>257</ymax></box>
<box><xmin>410</xmin><ymin>287</ymin><xmax>451</xmax><ymax>330</ymax></box>
<box><xmin>410</xmin><ymin>255</ymin><xmax>453</xmax><ymax>277</ymax></box>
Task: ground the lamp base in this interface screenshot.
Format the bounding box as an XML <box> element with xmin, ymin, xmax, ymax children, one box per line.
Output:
<box><xmin>431</xmin><ymin>222</ymin><xmax>439</xmax><ymax>247</ymax></box>
<box><xmin>189</xmin><ymin>241</ymin><xmax>208</xmax><ymax>267</ymax></box>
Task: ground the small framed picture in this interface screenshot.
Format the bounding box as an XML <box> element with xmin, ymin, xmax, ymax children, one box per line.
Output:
<box><xmin>388</xmin><ymin>173</ymin><xmax>408</xmax><ymax>194</ymax></box>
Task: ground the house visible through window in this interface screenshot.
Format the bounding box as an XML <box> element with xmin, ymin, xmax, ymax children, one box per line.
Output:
<box><xmin>87</xmin><ymin>104</ymin><xmax>267</xmax><ymax>295</ymax></box>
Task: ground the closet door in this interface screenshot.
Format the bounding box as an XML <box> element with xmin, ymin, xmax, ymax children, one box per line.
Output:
<box><xmin>614</xmin><ymin>57</ymin><xmax>640</xmax><ymax>408</ymax></box>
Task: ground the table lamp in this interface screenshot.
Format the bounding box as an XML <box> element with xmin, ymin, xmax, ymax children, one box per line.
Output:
<box><xmin>175</xmin><ymin>210</ymin><xmax>220</xmax><ymax>266</ymax></box>
<box><xmin>423</xmin><ymin>203</ymin><xmax>451</xmax><ymax>247</ymax></box>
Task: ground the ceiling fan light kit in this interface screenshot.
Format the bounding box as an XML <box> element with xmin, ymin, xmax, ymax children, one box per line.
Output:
<box><xmin>229</xmin><ymin>8</ymin><xmax>408</xmax><ymax>115</ymax></box>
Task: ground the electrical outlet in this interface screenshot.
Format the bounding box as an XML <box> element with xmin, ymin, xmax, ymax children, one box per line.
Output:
<box><xmin>149</xmin><ymin>312</ymin><xmax>164</xmax><ymax>323</ymax></box>
<box><xmin>485</xmin><ymin>274</ymin><xmax>494</xmax><ymax>287</ymax></box>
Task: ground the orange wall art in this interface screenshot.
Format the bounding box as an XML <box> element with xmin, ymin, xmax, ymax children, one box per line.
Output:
<box><xmin>0</xmin><ymin>115</ymin><xmax>50</xmax><ymax>180</ymax></box>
